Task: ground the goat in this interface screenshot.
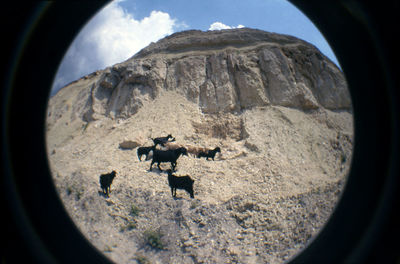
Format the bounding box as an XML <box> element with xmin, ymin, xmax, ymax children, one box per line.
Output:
<box><xmin>166</xmin><ymin>169</ymin><xmax>194</xmax><ymax>198</ymax></box>
<box><xmin>99</xmin><ymin>170</ymin><xmax>117</xmax><ymax>197</ymax></box>
<box><xmin>186</xmin><ymin>145</ymin><xmax>208</xmax><ymax>157</ymax></box>
<box><xmin>137</xmin><ymin>145</ymin><xmax>156</xmax><ymax>161</ymax></box>
<box><xmin>149</xmin><ymin>147</ymin><xmax>188</xmax><ymax>171</ymax></box>
<box><xmin>163</xmin><ymin>141</ymin><xmax>184</xmax><ymax>150</ymax></box>
<box><xmin>151</xmin><ymin>134</ymin><xmax>175</xmax><ymax>147</ymax></box>
<box><xmin>197</xmin><ymin>147</ymin><xmax>221</xmax><ymax>160</ymax></box>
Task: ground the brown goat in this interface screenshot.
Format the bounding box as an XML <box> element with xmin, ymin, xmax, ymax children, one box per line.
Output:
<box><xmin>163</xmin><ymin>141</ymin><xmax>183</xmax><ymax>150</ymax></box>
<box><xmin>186</xmin><ymin>145</ymin><xmax>208</xmax><ymax>157</ymax></box>
<box><xmin>163</xmin><ymin>142</ymin><xmax>220</xmax><ymax>159</ymax></box>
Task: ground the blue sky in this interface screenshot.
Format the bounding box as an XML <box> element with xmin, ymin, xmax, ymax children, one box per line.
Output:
<box><xmin>51</xmin><ymin>0</ymin><xmax>339</xmax><ymax>95</ymax></box>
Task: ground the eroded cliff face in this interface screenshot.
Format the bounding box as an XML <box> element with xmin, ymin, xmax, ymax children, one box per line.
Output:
<box><xmin>47</xmin><ymin>28</ymin><xmax>350</xmax><ymax>126</ymax></box>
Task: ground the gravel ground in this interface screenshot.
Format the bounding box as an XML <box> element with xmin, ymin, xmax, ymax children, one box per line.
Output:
<box><xmin>47</xmin><ymin>91</ymin><xmax>353</xmax><ymax>264</ymax></box>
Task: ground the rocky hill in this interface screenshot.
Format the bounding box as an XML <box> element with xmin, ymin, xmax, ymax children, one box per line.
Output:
<box><xmin>46</xmin><ymin>28</ymin><xmax>353</xmax><ymax>264</ymax></box>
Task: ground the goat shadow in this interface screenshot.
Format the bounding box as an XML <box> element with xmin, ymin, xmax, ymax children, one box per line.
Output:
<box><xmin>171</xmin><ymin>196</ymin><xmax>187</xmax><ymax>200</ymax></box>
<box><xmin>98</xmin><ymin>190</ymin><xmax>110</xmax><ymax>198</ymax></box>
<box><xmin>148</xmin><ymin>167</ymin><xmax>177</xmax><ymax>174</ymax></box>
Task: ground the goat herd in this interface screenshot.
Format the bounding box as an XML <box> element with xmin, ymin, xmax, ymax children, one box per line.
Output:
<box><xmin>100</xmin><ymin>134</ymin><xmax>221</xmax><ymax>199</ymax></box>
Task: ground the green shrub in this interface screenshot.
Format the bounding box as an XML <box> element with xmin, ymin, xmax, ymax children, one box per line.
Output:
<box><xmin>103</xmin><ymin>244</ymin><xmax>113</xmax><ymax>252</ymax></box>
<box><xmin>65</xmin><ymin>184</ymin><xmax>84</xmax><ymax>200</ymax></box>
<box><xmin>190</xmin><ymin>200</ymin><xmax>200</xmax><ymax>209</ymax></box>
<box><xmin>66</xmin><ymin>186</ymin><xmax>73</xmax><ymax>196</ymax></box>
<box><xmin>130</xmin><ymin>204</ymin><xmax>141</xmax><ymax>217</ymax></box>
<box><xmin>144</xmin><ymin>229</ymin><xmax>165</xmax><ymax>250</ymax></box>
<box><xmin>135</xmin><ymin>253</ymin><xmax>150</xmax><ymax>264</ymax></box>
<box><xmin>75</xmin><ymin>188</ymin><xmax>84</xmax><ymax>200</ymax></box>
<box><xmin>120</xmin><ymin>221</ymin><xmax>137</xmax><ymax>232</ymax></box>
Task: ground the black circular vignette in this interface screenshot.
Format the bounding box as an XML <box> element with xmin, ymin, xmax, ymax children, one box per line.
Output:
<box><xmin>2</xmin><ymin>2</ymin><xmax>112</xmax><ymax>264</ymax></box>
<box><xmin>2</xmin><ymin>1</ymin><xmax>399</xmax><ymax>264</ymax></box>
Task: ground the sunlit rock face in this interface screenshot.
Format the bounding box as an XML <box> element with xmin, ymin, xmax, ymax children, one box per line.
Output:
<box><xmin>48</xmin><ymin>28</ymin><xmax>350</xmax><ymax>123</ymax></box>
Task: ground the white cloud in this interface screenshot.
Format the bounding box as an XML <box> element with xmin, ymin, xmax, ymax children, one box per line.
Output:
<box><xmin>52</xmin><ymin>1</ymin><xmax>180</xmax><ymax>95</ymax></box>
<box><xmin>209</xmin><ymin>22</ymin><xmax>245</xmax><ymax>31</ymax></box>
<box><xmin>87</xmin><ymin>6</ymin><xmax>176</xmax><ymax>66</ymax></box>
<box><xmin>209</xmin><ymin>22</ymin><xmax>231</xmax><ymax>30</ymax></box>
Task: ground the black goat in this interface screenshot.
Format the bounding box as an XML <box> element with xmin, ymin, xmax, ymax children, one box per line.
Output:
<box><xmin>166</xmin><ymin>169</ymin><xmax>194</xmax><ymax>198</ymax></box>
<box><xmin>137</xmin><ymin>145</ymin><xmax>156</xmax><ymax>161</ymax></box>
<box><xmin>152</xmin><ymin>134</ymin><xmax>175</xmax><ymax>147</ymax></box>
<box><xmin>197</xmin><ymin>147</ymin><xmax>221</xmax><ymax>161</ymax></box>
<box><xmin>99</xmin><ymin>170</ymin><xmax>117</xmax><ymax>197</ymax></box>
<box><xmin>149</xmin><ymin>147</ymin><xmax>188</xmax><ymax>171</ymax></box>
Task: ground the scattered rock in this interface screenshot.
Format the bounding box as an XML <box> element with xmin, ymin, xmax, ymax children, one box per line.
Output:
<box><xmin>119</xmin><ymin>140</ymin><xmax>141</xmax><ymax>150</ymax></box>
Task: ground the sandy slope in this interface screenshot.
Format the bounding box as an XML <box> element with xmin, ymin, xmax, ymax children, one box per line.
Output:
<box><xmin>47</xmin><ymin>91</ymin><xmax>353</xmax><ymax>264</ymax></box>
